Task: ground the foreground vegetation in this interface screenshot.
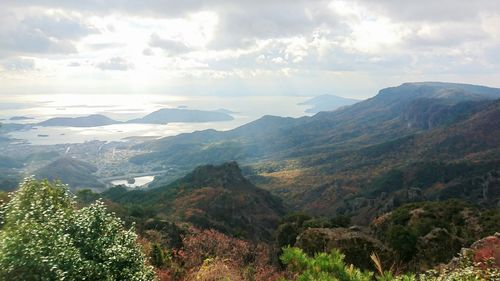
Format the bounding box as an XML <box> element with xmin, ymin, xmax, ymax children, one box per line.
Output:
<box><xmin>280</xmin><ymin>246</ymin><xmax>500</xmax><ymax>281</ymax></box>
<box><xmin>0</xmin><ymin>179</ymin><xmax>155</xmax><ymax>280</ymax></box>
<box><xmin>1</xmin><ymin>179</ymin><xmax>498</xmax><ymax>280</ymax></box>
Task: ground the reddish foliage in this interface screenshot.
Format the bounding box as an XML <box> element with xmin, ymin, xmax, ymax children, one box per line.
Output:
<box><xmin>178</xmin><ymin>228</ymin><xmax>283</xmax><ymax>280</ymax></box>
<box><xmin>472</xmin><ymin>235</ymin><xmax>500</xmax><ymax>268</ymax></box>
<box><xmin>155</xmin><ymin>269</ymin><xmax>173</xmax><ymax>281</ymax></box>
<box><xmin>180</xmin><ymin>228</ymin><xmax>253</xmax><ymax>268</ymax></box>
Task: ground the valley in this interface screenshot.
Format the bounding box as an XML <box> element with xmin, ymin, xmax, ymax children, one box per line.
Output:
<box><xmin>2</xmin><ymin>2</ymin><xmax>499</xmax><ymax>279</ymax></box>
<box><xmin>1</xmin><ymin>82</ymin><xmax>499</xmax><ymax>280</ymax></box>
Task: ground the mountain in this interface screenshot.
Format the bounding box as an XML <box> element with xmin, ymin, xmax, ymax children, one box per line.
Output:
<box><xmin>132</xmin><ymin>82</ymin><xmax>500</xmax><ymax>166</ymax></box>
<box><xmin>103</xmin><ymin>162</ymin><xmax>285</xmax><ymax>241</ymax></box>
<box><xmin>35</xmin><ymin>157</ymin><xmax>104</xmax><ymax>190</ymax></box>
<box><xmin>37</xmin><ymin>114</ymin><xmax>119</xmax><ymax>127</ymax></box>
<box><xmin>127</xmin><ymin>108</ymin><xmax>234</xmax><ymax>124</ymax></box>
<box><xmin>129</xmin><ymin>82</ymin><xmax>500</xmax><ymax>221</ymax></box>
<box><xmin>295</xmin><ymin>98</ymin><xmax>500</xmax><ymax>218</ymax></box>
<box><xmin>299</xmin><ymin>94</ymin><xmax>360</xmax><ymax>113</ymax></box>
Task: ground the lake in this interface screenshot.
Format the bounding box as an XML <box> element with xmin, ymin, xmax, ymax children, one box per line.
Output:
<box><xmin>110</xmin><ymin>176</ymin><xmax>155</xmax><ymax>188</ymax></box>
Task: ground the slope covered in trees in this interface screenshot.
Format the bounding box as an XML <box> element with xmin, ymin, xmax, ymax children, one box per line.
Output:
<box><xmin>35</xmin><ymin>157</ymin><xmax>105</xmax><ymax>190</ymax></box>
<box><xmin>103</xmin><ymin>162</ymin><xmax>285</xmax><ymax>241</ymax></box>
<box><xmin>129</xmin><ymin>82</ymin><xmax>500</xmax><ymax>221</ymax></box>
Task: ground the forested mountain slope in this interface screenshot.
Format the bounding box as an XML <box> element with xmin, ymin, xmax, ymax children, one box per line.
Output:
<box><xmin>129</xmin><ymin>82</ymin><xmax>500</xmax><ymax>221</ymax></box>
<box><xmin>103</xmin><ymin>162</ymin><xmax>285</xmax><ymax>241</ymax></box>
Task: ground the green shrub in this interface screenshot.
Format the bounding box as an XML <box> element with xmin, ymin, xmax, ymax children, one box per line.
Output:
<box><xmin>280</xmin><ymin>246</ymin><xmax>373</xmax><ymax>281</ymax></box>
<box><xmin>280</xmin><ymin>247</ymin><xmax>498</xmax><ymax>281</ymax></box>
<box><xmin>0</xmin><ymin>178</ymin><xmax>156</xmax><ymax>281</ymax></box>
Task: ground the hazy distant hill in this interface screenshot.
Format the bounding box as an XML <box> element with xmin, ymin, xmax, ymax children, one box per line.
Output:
<box><xmin>37</xmin><ymin>114</ymin><xmax>120</xmax><ymax>127</ymax></box>
<box><xmin>103</xmin><ymin>162</ymin><xmax>285</xmax><ymax>241</ymax></box>
<box><xmin>35</xmin><ymin>157</ymin><xmax>104</xmax><ymax>190</ymax></box>
<box><xmin>128</xmin><ymin>108</ymin><xmax>234</xmax><ymax>124</ymax></box>
<box><xmin>299</xmin><ymin>94</ymin><xmax>360</xmax><ymax>113</ymax></box>
<box><xmin>9</xmin><ymin>116</ymin><xmax>33</xmax><ymax>121</ymax></box>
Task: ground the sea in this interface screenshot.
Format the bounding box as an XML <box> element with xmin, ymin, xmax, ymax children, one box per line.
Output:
<box><xmin>0</xmin><ymin>94</ymin><xmax>312</xmax><ymax>145</ymax></box>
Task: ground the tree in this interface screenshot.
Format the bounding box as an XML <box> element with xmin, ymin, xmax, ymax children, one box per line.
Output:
<box><xmin>387</xmin><ymin>225</ymin><xmax>417</xmax><ymax>262</ymax></box>
<box><xmin>150</xmin><ymin>243</ymin><xmax>167</xmax><ymax>268</ymax></box>
<box><xmin>280</xmin><ymin>246</ymin><xmax>373</xmax><ymax>281</ymax></box>
<box><xmin>0</xmin><ymin>178</ymin><xmax>156</xmax><ymax>280</ymax></box>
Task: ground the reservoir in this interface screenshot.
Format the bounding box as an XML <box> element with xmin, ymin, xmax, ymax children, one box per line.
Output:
<box><xmin>110</xmin><ymin>175</ymin><xmax>155</xmax><ymax>188</ymax></box>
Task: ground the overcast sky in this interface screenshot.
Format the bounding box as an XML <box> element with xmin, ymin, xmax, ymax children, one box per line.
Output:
<box><xmin>1</xmin><ymin>0</ymin><xmax>500</xmax><ymax>98</ymax></box>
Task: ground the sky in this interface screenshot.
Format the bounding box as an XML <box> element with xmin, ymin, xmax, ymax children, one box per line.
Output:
<box><xmin>1</xmin><ymin>0</ymin><xmax>500</xmax><ymax>99</ymax></box>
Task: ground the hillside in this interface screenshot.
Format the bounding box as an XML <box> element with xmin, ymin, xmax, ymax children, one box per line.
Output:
<box><xmin>37</xmin><ymin>114</ymin><xmax>120</xmax><ymax>127</ymax></box>
<box><xmin>299</xmin><ymin>94</ymin><xmax>360</xmax><ymax>113</ymax></box>
<box><xmin>134</xmin><ymin>82</ymin><xmax>500</xmax><ymax>165</ymax></box>
<box><xmin>290</xmin><ymin>98</ymin><xmax>500</xmax><ymax>221</ymax></box>
<box><xmin>35</xmin><ymin>157</ymin><xmax>104</xmax><ymax>190</ymax></box>
<box><xmin>0</xmin><ymin>156</ymin><xmax>22</xmax><ymax>191</ymax></box>
<box><xmin>129</xmin><ymin>82</ymin><xmax>500</xmax><ymax>221</ymax></box>
<box><xmin>127</xmin><ymin>108</ymin><xmax>234</xmax><ymax>124</ymax></box>
<box><xmin>103</xmin><ymin>162</ymin><xmax>285</xmax><ymax>241</ymax></box>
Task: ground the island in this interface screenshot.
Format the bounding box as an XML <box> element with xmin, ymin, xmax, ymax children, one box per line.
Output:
<box><xmin>127</xmin><ymin>108</ymin><xmax>234</xmax><ymax>124</ymax></box>
<box><xmin>37</xmin><ymin>114</ymin><xmax>120</xmax><ymax>127</ymax></box>
<box><xmin>9</xmin><ymin>116</ymin><xmax>34</xmax><ymax>121</ymax></box>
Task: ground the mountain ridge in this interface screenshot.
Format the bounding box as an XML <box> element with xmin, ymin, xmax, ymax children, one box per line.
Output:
<box><xmin>103</xmin><ymin>162</ymin><xmax>285</xmax><ymax>241</ymax></box>
<box><xmin>128</xmin><ymin>82</ymin><xmax>500</xmax><ymax>222</ymax></box>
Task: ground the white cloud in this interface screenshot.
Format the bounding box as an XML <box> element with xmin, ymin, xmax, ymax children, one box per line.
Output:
<box><xmin>0</xmin><ymin>0</ymin><xmax>499</xmax><ymax>97</ymax></box>
<box><xmin>0</xmin><ymin>8</ymin><xmax>98</xmax><ymax>57</ymax></box>
<box><xmin>149</xmin><ymin>33</ymin><xmax>192</xmax><ymax>55</ymax></box>
<box><xmin>96</xmin><ymin>56</ymin><xmax>133</xmax><ymax>71</ymax></box>
<box><xmin>1</xmin><ymin>57</ymin><xmax>36</xmax><ymax>71</ymax></box>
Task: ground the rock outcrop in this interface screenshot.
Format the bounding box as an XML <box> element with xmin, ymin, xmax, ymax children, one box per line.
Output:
<box><xmin>294</xmin><ymin>227</ymin><xmax>392</xmax><ymax>270</ymax></box>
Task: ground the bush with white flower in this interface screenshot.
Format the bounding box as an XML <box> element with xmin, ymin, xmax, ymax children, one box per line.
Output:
<box><xmin>0</xmin><ymin>178</ymin><xmax>156</xmax><ymax>281</ymax></box>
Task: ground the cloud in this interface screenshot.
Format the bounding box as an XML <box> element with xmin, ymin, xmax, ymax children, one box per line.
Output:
<box><xmin>353</xmin><ymin>0</ymin><xmax>500</xmax><ymax>22</ymax></box>
<box><xmin>96</xmin><ymin>57</ymin><xmax>133</xmax><ymax>71</ymax></box>
<box><xmin>87</xmin><ymin>42</ymin><xmax>125</xmax><ymax>50</ymax></box>
<box><xmin>21</xmin><ymin>12</ymin><xmax>98</xmax><ymax>40</ymax></box>
<box><xmin>405</xmin><ymin>22</ymin><xmax>488</xmax><ymax>48</ymax></box>
<box><xmin>0</xmin><ymin>9</ymin><xmax>97</xmax><ymax>57</ymax></box>
<box><xmin>0</xmin><ymin>0</ymin><xmax>500</xmax><ymax>96</ymax></box>
<box><xmin>1</xmin><ymin>57</ymin><xmax>35</xmax><ymax>71</ymax></box>
<box><xmin>207</xmin><ymin>0</ymin><xmax>337</xmax><ymax>49</ymax></box>
<box><xmin>142</xmin><ymin>48</ymin><xmax>154</xmax><ymax>56</ymax></box>
<box><xmin>149</xmin><ymin>33</ymin><xmax>192</xmax><ymax>54</ymax></box>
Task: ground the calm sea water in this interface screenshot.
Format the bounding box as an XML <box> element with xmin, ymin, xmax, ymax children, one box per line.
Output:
<box><xmin>1</xmin><ymin>94</ymin><xmax>311</xmax><ymax>145</ymax></box>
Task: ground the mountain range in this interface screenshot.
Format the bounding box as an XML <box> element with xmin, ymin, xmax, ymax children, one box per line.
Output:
<box><xmin>129</xmin><ymin>82</ymin><xmax>500</xmax><ymax>222</ymax></box>
<box><xmin>3</xmin><ymin>81</ymin><xmax>500</xmax><ymax>276</ymax></box>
